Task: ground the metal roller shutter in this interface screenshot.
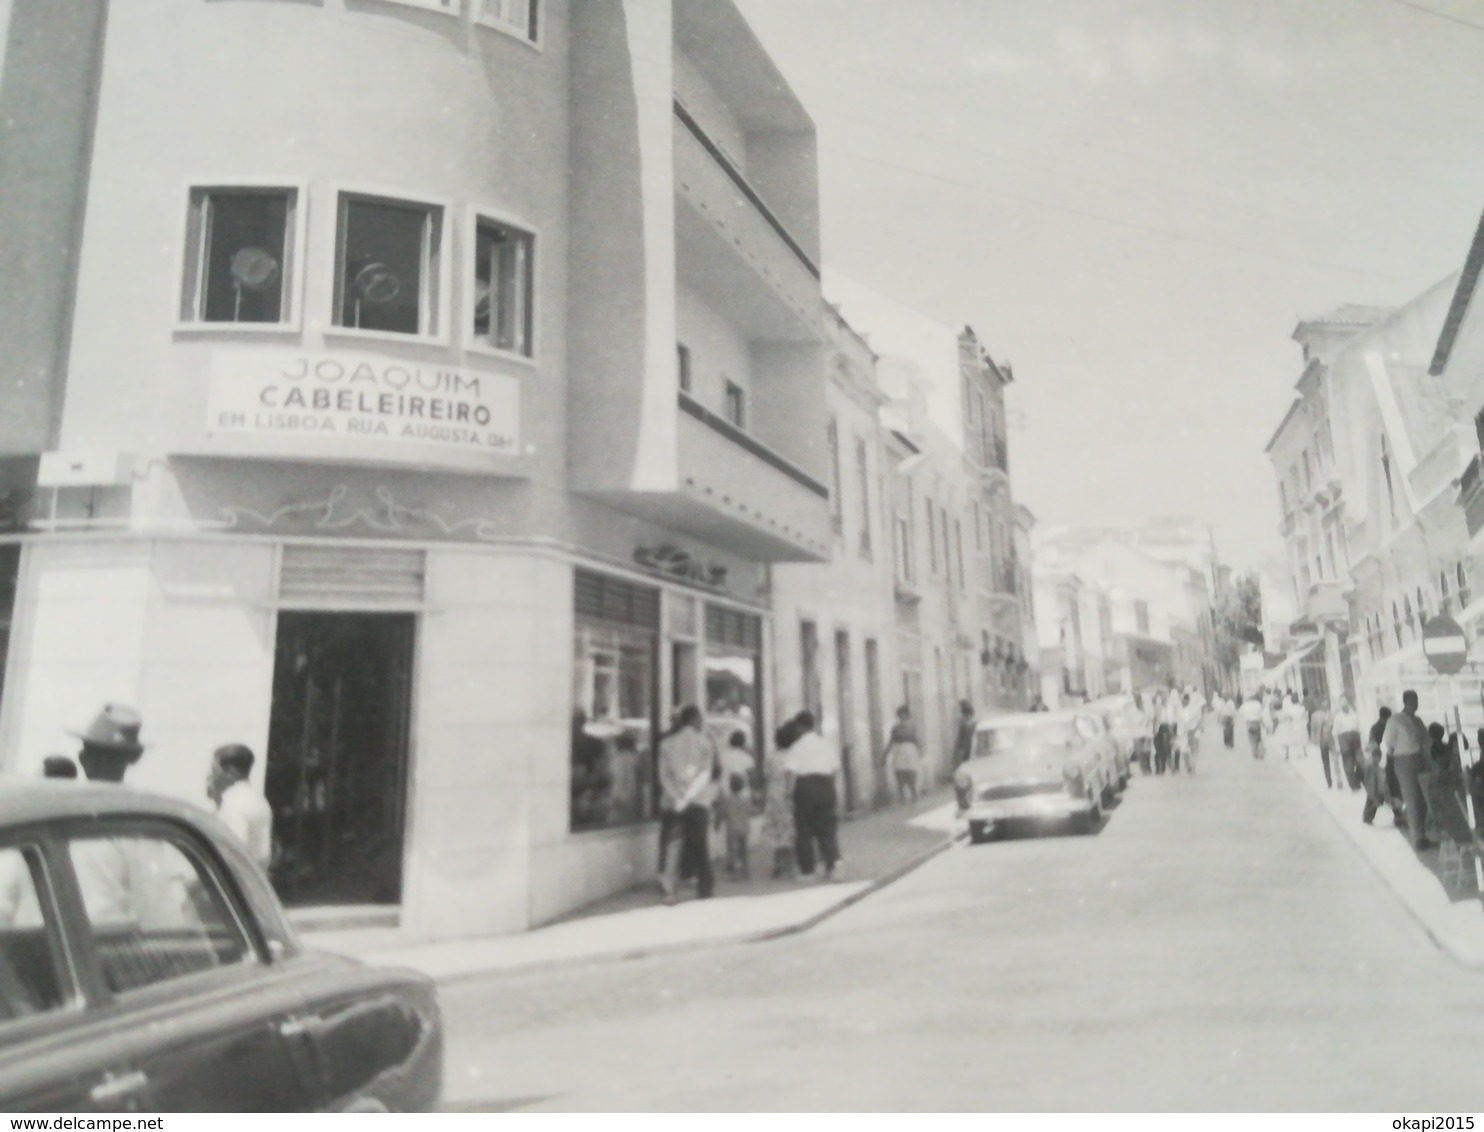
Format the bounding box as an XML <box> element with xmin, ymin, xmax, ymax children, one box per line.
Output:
<box><xmin>278</xmin><ymin>545</ymin><xmax>426</xmax><ymax>605</ymax></box>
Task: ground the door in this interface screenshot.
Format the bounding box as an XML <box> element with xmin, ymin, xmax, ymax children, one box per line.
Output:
<box><xmin>864</xmin><ymin>639</ymin><xmax>886</xmax><ymax>806</ymax></box>
<box><xmin>800</xmin><ymin>620</ymin><xmax>822</xmax><ymax>721</ymax></box>
<box><xmin>57</xmin><ymin>820</ymin><xmax>316</xmax><ymax>1112</ymax></box>
<box><xmin>0</xmin><ymin>839</ymin><xmax>145</xmax><ymax>1113</ymax></box>
<box><xmin>267</xmin><ymin>613</ymin><xmax>415</xmax><ymax>906</ymax></box>
<box><xmin>834</xmin><ymin>630</ymin><xmax>855</xmax><ymax>811</ymax></box>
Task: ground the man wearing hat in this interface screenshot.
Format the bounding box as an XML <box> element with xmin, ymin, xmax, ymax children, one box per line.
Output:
<box><xmin>71</xmin><ymin>704</ymin><xmax>145</xmax><ymax>784</ymax></box>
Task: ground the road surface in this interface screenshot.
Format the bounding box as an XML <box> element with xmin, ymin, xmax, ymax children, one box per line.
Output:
<box><xmin>440</xmin><ymin>723</ymin><xmax>1484</xmax><ymax>1110</ymax></box>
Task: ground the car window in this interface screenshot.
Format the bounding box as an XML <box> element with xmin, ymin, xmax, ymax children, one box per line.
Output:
<box><xmin>67</xmin><ymin>832</ymin><xmax>253</xmax><ymax>996</ymax></box>
<box><xmin>976</xmin><ymin>721</ymin><xmax>1079</xmax><ymax>758</ymax></box>
<box><xmin>0</xmin><ymin>846</ymin><xmax>71</xmax><ymax>1025</ymax></box>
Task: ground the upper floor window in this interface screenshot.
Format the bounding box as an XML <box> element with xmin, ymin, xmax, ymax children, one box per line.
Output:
<box><xmin>855</xmin><ymin>437</ymin><xmax>872</xmax><ymax>558</ymax></box>
<box><xmin>1135</xmin><ymin>600</ymin><xmax>1150</xmax><ymax>635</ymax></box>
<box><xmin>181</xmin><ymin>187</ymin><xmax>297</xmax><ymax>325</ymax></box>
<box><xmin>677</xmin><ymin>343</ymin><xmax>692</xmax><ymax>394</ymax></box>
<box><xmin>827</xmin><ymin>419</ymin><xmax>843</xmax><ymax>535</ymax></box>
<box><xmin>472</xmin><ymin>216</ymin><xmax>533</xmax><ymax>356</ymax></box>
<box><xmin>477</xmin><ymin>0</ymin><xmax>539</xmax><ymax>41</ymax></box>
<box><xmin>334</xmin><ymin>194</ymin><xmax>443</xmax><ymax>337</ymax></box>
<box><xmin>925</xmin><ymin>502</ymin><xmax>938</xmax><ymax>574</ymax></box>
<box><xmin>724</xmin><ymin>380</ymin><xmax>746</xmax><ymax>429</ymax></box>
<box><xmin>894</xmin><ymin>514</ymin><xmax>914</xmax><ymax>583</ymax></box>
<box><xmin>1461</xmin><ymin>562</ymin><xmax>1473</xmax><ymax>609</ymax></box>
<box><xmin>953</xmin><ymin>519</ymin><xmax>965</xmax><ymax>589</ymax></box>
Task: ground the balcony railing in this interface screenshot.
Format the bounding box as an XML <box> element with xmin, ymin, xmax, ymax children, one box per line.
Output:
<box><xmin>673</xmin><ymin>99</ymin><xmax>820</xmax><ymax>280</ymax></box>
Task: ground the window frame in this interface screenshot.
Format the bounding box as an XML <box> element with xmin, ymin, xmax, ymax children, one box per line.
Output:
<box><xmin>53</xmin><ymin>817</ymin><xmax>269</xmax><ymax>1009</ymax></box>
<box><xmin>723</xmin><ymin>379</ymin><xmax>747</xmax><ymax>430</ymax></box>
<box><xmin>466</xmin><ymin>205</ymin><xmax>538</xmax><ymax>363</ymax></box>
<box><xmin>676</xmin><ymin>343</ymin><xmax>692</xmax><ymax>394</ymax></box>
<box><xmin>326</xmin><ymin>186</ymin><xmax>452</xmax><ymax>347</ymax></box>
<box><xmin>474</xmin><ymin>0</ymin><xmax>542</xmax><ymax>46</ymax></box>
<box><xmin>174</xmin><ymin>180</ymin><xmax>308</xmax><ymax>335</ymax></box>
<box><xmin>855</xmin><ymin>436</ymin><xmax>873</xmax><ymax>559</ymax></box>
<box><xmin>0</xmin><ymin>833</ymin><xmax>86</xmax><ymax>1035</ymax></box>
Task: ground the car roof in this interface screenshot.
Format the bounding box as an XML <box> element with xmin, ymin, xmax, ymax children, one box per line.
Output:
<box><xmin>974</xmin><ymin>711</ymin><xmax>1083</xmax><ymax>730</ymax></box>
<box><xmin>0</xmin><ymin>778</ymin><xmax>217</xmax><ymax>829</ymax></box>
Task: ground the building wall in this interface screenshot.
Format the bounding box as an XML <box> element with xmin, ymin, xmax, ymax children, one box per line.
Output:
<box><xmin>0</xmin><ymin>0</ymin><xmax>108</xmax><ymax>457</ymax></box>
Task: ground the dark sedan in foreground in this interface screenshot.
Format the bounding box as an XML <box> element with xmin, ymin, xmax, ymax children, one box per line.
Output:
<box><xmin>953</xmin><ymin>712</ymin><xmax>1112</xmax><ymax>842</ymax></box>
<box><xmin>0</xmin><ymin>782</ymin><xmax>441</xmax><ymax>1112</ymax></box>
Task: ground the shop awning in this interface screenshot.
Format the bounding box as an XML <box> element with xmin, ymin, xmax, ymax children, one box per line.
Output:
<box><xmin>1262</xmin><ymin>640</ymin><xmax>1322</xmax><ymax>684</ymax></box>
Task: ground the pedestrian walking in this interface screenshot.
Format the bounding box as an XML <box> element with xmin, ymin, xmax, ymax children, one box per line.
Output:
<box><xmin>658</xmin><ymin>705</ymin><xmax>719</xmax><ymax>904</ymax></box>
<box><xmin>206</xmin><ymin>743</ymin><xmax>274</xmax><ymax>870</ymax></box>
<box><xmin>1151</xmin><ymin>693</ymin><xmax>1172</xmax><ymax>774</ymax></box>
<box><xmin>1361</xmin><ymin>706</ymin><xmax>1393</xmax><ymax>826</ymax></box>
<box><xmin>1380</xmin><ymin>690</ymin><xmax>1431</xmax><ymax>850</ymax></box>
<box><xmin>1163</xmin><ymin>692</ymin><xmax>1184</xmax><ymax>773</ymax></box>
<box><xmin>1310</xmin><ymin>700</ymin><xmax>1337</xmax><ymax>789</ymax></box>
<box><xmin>1277</xmin><ymin>692</ymin><xmax>1307</xmax><ymax>761</ymax></box>
<box><xmin>1239</xmin><ymin>692</ymin><xmax>1266</xmax><ymax>759</ymax></box>
<box><xmin>718</xmin><ymin>772</ymin><xmax>752</xmax><ymax>879</ymax></box>
<box><xmin>1332</xmin><ymin>697</ymin><xmax>1363</xmax><ymax>791</ymax></box>
<box><xmin>952</xmin><ymin>700</ymin><xmax>977</xmax><ymax>768</ymax></box>
<box><xmin>763</xmin><ymin>720</ymin><xmax>799</xmax><ymax>879</ymax></box>
<box><xmin>1180</xmin><ymin>692</ymin><xmax>1205</xmax><ymax>774</ymax></box>
<box><xmin>1217</xmin><ymin>695</ymin><xmax>1236</xmax><ymax>749</ymax></box>
<box><xmin>786</xmin><ymin>710</ymin><xmax>842</xmax><ymax>882</ymax></box>
<box><xmin>884</xmin><ymin>706</ymin><xmax>923</xmax><ymax>804</ymax></box>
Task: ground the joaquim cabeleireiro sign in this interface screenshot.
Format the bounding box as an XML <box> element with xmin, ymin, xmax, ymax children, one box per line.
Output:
<box><xmin>207</xmin><ymin>349</ymin><xmax>521</xmax><ymax>465</ymax></box>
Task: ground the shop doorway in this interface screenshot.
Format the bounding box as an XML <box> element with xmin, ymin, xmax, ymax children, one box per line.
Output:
<box><xmin>834</xmin><ymin>630</ymin><xmax>856</xmax><ymax>810</ymax></box>
<box><xmin>266</xmin><ymin>612</ymin><xmax>414</xmax><ymax>907</ymax></box>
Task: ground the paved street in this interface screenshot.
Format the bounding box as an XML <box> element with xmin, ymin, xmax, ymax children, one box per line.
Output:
<box><xmin>439</xmin><ymin>723</ymin><xmax>1484</xmax><ymax>1111</ymax></box>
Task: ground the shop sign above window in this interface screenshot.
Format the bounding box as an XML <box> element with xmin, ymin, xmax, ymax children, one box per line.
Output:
<box><xmin>633</xmin><ymin>545</ymin><xmax>728</xmax><ymax>591</ymax></box>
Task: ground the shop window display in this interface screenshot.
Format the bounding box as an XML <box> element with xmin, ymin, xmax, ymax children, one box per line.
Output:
<box><xmin>571</xmin><ymin>572</ymin><xmax>660</xmax><ymax>831</ymax></box>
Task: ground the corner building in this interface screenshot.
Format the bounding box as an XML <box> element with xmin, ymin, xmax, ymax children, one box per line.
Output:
<box><xmin>0</xmin><ymin>0</ymin><xmax>829</xmax><ymax>938</ymax></box>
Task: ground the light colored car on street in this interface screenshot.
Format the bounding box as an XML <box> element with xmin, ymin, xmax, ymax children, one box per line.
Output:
<box><xmin>953</xmin><ymin>712</ymin><xmax>1113</xmax><ymax>843</ymax></box>
<box><xmin>1089</xmin><ymin>695</ymin><xmax>1141</xmax><ymax>788</ymax></box>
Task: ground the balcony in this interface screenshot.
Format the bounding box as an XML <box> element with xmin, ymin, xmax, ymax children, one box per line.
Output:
<box><xmin>673</xmin><ymin>102</ymin><xmax>821</xmax><ymax>345</ymax></box>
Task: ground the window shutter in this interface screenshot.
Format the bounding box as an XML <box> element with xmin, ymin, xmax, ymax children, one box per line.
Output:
<box><xmin>279</xmin><ymin>546</ymin><xmax>426</xmax><ymax>604</ymax></box>
<box><xmin>705</xmin><ymin>606</ymin><xmax>761</xmax><ymax>651</ymax></box>
<box><xmin>574</xmin><ymin>570</ymin><xmax>659</xmax><ymax>629</ymax></box>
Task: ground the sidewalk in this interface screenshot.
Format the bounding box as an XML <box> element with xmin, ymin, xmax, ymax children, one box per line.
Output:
<box><xmin>312</xmin><ymin>787</ymin><xmax>965</xmax><ymax>983</ymax></box>
<box><xmin>1286</xmin><ymin>749</ymin><xmax>1484</xmax><ymax>968</ymax></box>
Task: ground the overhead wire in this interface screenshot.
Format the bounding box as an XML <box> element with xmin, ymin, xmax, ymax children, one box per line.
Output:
<box><xmin>1381</xmin><ymin>0</ymin><xmax>1484</xmax><ymax>32</ymax></box>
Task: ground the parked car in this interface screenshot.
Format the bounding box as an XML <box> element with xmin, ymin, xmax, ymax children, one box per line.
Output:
<box><xmin>953</xmin><ymin>712</ymin><xmax>1112</xmax><ymax>842</ymax></box>
<box><xmin>1089</xmin><ymin>696</ymin><xmax>1140</xmax><ymax>788</ymax></box>
<box><xmin>0</xmin><ymin>782</ymin><xmax>442</xmax><ymax>1112</ymax></box>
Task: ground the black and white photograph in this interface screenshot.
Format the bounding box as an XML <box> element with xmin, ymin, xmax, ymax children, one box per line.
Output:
<box><xmin>1</xmin><ymin>0</ymin><xmax>1484</xmax><ymax>1114</ymax></box>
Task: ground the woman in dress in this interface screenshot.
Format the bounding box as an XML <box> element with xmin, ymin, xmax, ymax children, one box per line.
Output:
<box><xmin>763</xmin><ymin>718</ymin><xmax>799</xmax><ymax>879</ymax></box>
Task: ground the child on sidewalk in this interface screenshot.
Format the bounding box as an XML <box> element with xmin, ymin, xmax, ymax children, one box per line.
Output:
<box><xmin>719</xmin><ymin>772</ymin><xmax>752</xmax><ymax>879</ymax></box>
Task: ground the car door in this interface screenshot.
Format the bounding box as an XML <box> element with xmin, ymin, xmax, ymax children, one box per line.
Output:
<box><xmin>57</xmin><ymin>818</ymin><xmax>318</xmax><ymax>1112</ymax></box>
<box><xmin>283</xmin><ymin>957</ymin><xmax>443</xmax><ymax>1112</ymax></box>
<box><xmin>0</xmin><ymin>836</ymin><xmax>145</xmax><ymax>1113</ymax></box>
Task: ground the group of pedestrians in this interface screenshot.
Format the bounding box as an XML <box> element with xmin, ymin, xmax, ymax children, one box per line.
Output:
<box><xmin>656</xmin><ymin>703</ymin><xmax>847</xmax><ymax>906</ymax></box>
<box><xmin>1134</xmin><ymin>687</ymin><xmax>1207</xmax><ymax>775</ymax></box>
<box><xmin>1225</xmin><ymin>684</ymin><xmax>1468</xmax><ymax>854</ymax></box>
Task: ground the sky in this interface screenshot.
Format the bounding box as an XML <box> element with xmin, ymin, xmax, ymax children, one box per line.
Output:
<box><xmin>734</xmin><ymin>0</ymin><xmax>1484</xmax><ymax>569</ymax></box>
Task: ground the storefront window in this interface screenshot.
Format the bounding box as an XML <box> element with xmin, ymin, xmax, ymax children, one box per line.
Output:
<box><xmin>704</xmin><ymin>605</ymin><xmax>763</xmax><ymax>764</ymax></box>
<box><xmin>571</xmin><ymin>571</ymin><xmax>660</xmax><ymax>832</ymax></box>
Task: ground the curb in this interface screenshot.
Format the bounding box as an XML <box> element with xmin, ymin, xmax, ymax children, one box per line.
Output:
<box><xmin>1284</xmin><ymin>761</ymin><xmax>1484</xmax><ymax>972</ymax></box>
<box><xmin>423</xmin><ymin>829</ymin><xmax>966</xmax><ymax>987</ymax></box>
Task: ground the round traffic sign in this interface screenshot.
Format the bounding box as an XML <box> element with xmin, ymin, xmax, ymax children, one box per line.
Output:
<box><xmin>1422</xmin><ymin>613</ymin><xmax>1468</xmax><ymax>675</ymax></box>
